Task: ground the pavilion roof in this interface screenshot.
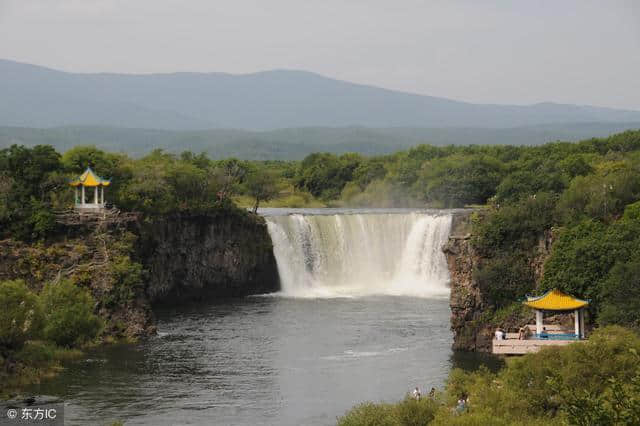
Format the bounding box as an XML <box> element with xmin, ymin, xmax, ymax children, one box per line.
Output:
<box><xmin>69</xmin><ymin>167</ymin><xmax>111</xmax><ymax>187</ymax></box>
<box><xmin>523</xmin><ymin>289</ymin><xmax>589</xmax><ymax>311</ymax></box>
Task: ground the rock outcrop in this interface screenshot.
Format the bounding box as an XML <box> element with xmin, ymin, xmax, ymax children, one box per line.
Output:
<box><xmin>443</xmin><ymin>235</ymin><xmax>491</xmax><ymax>352</ymax></box>
<box><xmin>0</xmin><ymin>228</ymin><xmax>156</xmax><ymax>340</ymax></box>
<box><xmin>138</xmin><ymin>211</ymin><xmax>280</xmax><ymax>303</ymax></box>
<box><xmin>443</xmin><ymin>212</ymin><xmax>556</xmax><ymax>352</ymax></box>
<box><xmin>0</xmin><ymin>208</ymin><xmax>280</xmax><ymax>340</ymax></box>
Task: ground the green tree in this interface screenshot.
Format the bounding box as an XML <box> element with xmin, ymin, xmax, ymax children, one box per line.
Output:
<box><xmin>245</xmin><ymin>168</ymin><xmax>280</xmax><ymax>213</ymax></box>
<box><xmin>0</xmin><ymin>280</ymin><xmax>42</xmax><ymax>353</ymax></box>
<box><xmin>599</xmin><ymin>260</ymin><xmax>640</xmax><ymax>328</ymax></box>
<box><xmin>416</xmin><ymin>154</ymin><xmax>504</xmax><ymax>207</ymax></box>
<box><xmin>41</xmin><ymin>280</ymin><xmax>102</xmax><ymax>347</ymax></box>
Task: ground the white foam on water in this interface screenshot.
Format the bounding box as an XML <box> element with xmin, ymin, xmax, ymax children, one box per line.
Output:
<box><xmin>265</xmin><ymin>212</ymin><xmax>453</xmax><ymax>299</ymax></box>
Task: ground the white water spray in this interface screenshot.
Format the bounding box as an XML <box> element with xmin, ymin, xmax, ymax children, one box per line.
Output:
<box><xmin>265</xmin><ymin>212</ymin><xmax>452</xmax><ymax>298</ymax></box>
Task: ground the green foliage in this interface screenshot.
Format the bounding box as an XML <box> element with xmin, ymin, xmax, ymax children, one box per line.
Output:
<box><xmin>337</xmin><ymin>397</ymin><xmax>439</xmax><ymax>426</ymax></box>
<box><xmin>556</xmin><ymin>160</ymin><xmax>640</xmax><ymax>223</ymax></box>
<box><xmin>474</xmin><ymin>252</ymin><xmax>535</xmax><ymax>308</ymax></box>
<box><xmin>40</xmin><ymin>280</ymin><xmax>102</xmax><ymax>347</ymax></box>
<box><xmin>0</xmin><ymin>145</ymin><xmax>63</xmax><ymax>240</ymax></box>
<box><xmin>598</xmin><ymin>260</ymin><xmax>640</xmax><ymax>329</ymax></box>
<box><xmin>295</xmin><ymin>152</ymin><xmax>363</xmax><ymax>199</ymax></box>
<box><xmin>473</xmin><ymin>193</ymin><xmax>557</xmax><ymax>256</ymax></box>
<box><xmin>106</xmin><ymin>255</ymin><xmax>145</xmax><ymax>308</ymax></box>
<box><xmin>541</xmin><ymin>215</ymin><xmax>640</xmax><ymax>315</ymax></box>
<box><xmin>244</xmin><ymin>167</ymin><xmax>280</xmax><ymax>213</ymax></box>
<box><xmin>0</xmin><ymin>280</ymin><xmax>43</xmax><ymax>352</ymax></box>
<box><xmin>416</xmin><ymin>154</ymin><xmax>504</xmax><ymax>207</ymax></box>
<box><xmin>495</xmin><ymin>170</ymin><xmax>565</xmax><ymax>203</ymax></box>
<box><xmin>424</xmin><ymin>326</ymin><xmax>640</xmax><ymax>425</ymax></box>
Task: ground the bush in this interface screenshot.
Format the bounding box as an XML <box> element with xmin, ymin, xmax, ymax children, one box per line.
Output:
<box><xmin>472</xmin><ymin>192</ymin><xmax>557</xmax><ymax>257</ymax></box>
<box><xmin>599</xmin><ymin>260</ymin><xmax>640</xmax><ymax>328</ymax></box>
<box><xmin>40</xmin><ymin>280</ymin><xmax>102</xmax><ymax>347</ymax></box>
<box><xmin>0</xmin><ymin>280</ymin><xmax>42</xmax><ymax>352</ymax></box>
<box><xmin>541</xmin><ymin>217</ymin><xmax>640</xmax><ymax>311</ymax></box>
<box><xmin>428</xmin><ymin>326</ymin><xmax>640</xmax><ymax>425</ymax></box>
<box><xmin>474</xmin><ymin>252</ymin><xmax>535</xmax><ymax>308</ymax></box>
<box><xmin>337</xmin><ymin>397</ymin><xmax>439</xmax><ymax>426</ymax></box>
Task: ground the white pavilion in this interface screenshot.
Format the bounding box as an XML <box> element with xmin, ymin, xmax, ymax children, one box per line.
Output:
<box><xmin>69</xmin><ymin>167</ymin><xmax>111</xmax><ymax>210</ymax></box>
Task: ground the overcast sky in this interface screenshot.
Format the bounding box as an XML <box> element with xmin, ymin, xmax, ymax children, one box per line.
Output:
<box><xmin>1</xmin><ymin>0</ymin><xmax>639</xmax><ymax>109</ymax></box>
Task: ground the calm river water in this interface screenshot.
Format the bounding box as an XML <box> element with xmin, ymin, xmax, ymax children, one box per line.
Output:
<box><xmin>23</xmin><ymin>295</ymin><xmax>498</xmax><ymax>426</ymax></box>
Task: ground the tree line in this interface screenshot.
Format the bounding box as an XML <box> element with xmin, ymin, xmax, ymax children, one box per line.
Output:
<box><xmin>2</xmin><ymin>130</ymin><xmax>640</xmax><ymax>328</ymax></box>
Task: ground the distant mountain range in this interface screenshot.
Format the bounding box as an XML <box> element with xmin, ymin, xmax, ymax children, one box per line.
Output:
<box><xmin>2</xmin><ymin>123</ymin><xmax>640</xmax><ymax>160</ymax></box>
<box><xmin>2</xmin><ymin>59</ymin><xmax>640</xmax><ymax>130</ymax></box>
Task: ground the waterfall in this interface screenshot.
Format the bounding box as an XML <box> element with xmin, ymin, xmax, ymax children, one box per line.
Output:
<box><xmin>264</xmin><ymin>211</ymin><xmax>453</xmax><ymax>298</ymax></box>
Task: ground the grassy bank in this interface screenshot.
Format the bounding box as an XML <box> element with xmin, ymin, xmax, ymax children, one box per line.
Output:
<box><xmin>0</xmin><ymin>341</ymin><xmax>83</xmax><ymax>398</ymax></box>
<box><xmin>338</xmin><ymin>326</ymin><xmax>640</xmax><ymax>425</ymax></box>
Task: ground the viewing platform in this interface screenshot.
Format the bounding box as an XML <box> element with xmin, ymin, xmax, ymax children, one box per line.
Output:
<box><xmin>492</xmin><ymin>325</ymin><xmax>584</xmax><ymax>355</ymax></box>
<box><xmin>492</xmin><ymin>289</ymin><xmax>589</xmax><ymax>355</ymax></box>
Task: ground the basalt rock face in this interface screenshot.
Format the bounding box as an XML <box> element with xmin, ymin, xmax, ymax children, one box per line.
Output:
<box><xmin>443</xmin><ymin>213</ymin><xmax>556</xmax><ymax>352</ymax></box>
<box><xmin>443</xmin><ymin>213</ymin><xmax>491</xmax><ymax>352</ymax></box>
<box><xmin>139</xmin><ymin>211</ymin><xmax>280</xmax><ymax>303</ymax></box>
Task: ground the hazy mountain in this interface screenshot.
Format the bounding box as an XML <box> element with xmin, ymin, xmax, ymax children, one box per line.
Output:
<box><xmin>2</xmin><ymin>59</ymin><xmax>640</xmax><ymax>131</ymax></box>
<box><xmin>2</xmin><ymin>123</ymin><xmax>639</xmax><ymax>160</ymax></box>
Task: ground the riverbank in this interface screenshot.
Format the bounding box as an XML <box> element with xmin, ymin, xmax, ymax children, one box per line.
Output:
<box><xmin>338</xmin><ymin>326</ymin><xmax>640</xmax><ymax>425</ymax></box>
<box><xmin>1</xmin><ymin>206</ymin><xmax>280</xmax><ymax>395</ymax></box>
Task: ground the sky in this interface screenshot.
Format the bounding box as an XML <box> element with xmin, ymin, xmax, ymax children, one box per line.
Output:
<box><xmin>1</xmin><ymin>0</ymin><xmax>639</xmax><ymax>110</ymax></box>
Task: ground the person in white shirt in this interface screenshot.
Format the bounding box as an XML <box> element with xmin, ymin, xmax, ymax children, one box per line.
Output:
<box><xmin>412</xmin><ymin>387</ymin><xmax>421</xmax><ymax>400</ymax></box>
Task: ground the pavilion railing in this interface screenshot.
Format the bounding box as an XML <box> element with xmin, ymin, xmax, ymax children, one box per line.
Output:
<box><xmin>533</xmin><ymin>333</ymin><xmax>581</xmax><ymax>340</ymax></box>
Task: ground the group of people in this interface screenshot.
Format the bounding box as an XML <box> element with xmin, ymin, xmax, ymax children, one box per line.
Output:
<box><xmin>411</xmin><ymin>386</ymin><xmax>436</xmax><ymax>401</ymax></box>
<box><xmin>495</xmin><ymin>327</ymin><xmax>531</xmax><ymax>340</ymax></box>
<box><xmin>410</xmin><ymin>387</ymin><xmax>469</xmax><ymax>415</ymax></box>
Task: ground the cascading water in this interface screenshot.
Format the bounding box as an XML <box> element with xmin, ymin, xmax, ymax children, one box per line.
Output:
<box><xmin>264</xmin><ymin>211</ymin><xmax>452</xmax><ymax>298</ymax></box>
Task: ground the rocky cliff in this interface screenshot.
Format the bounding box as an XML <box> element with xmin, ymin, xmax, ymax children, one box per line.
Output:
<box><xmin>443</xmin><ymin>212</ymin><xmax>554</xmax><ymax>352</ymax></box>
<box><xmin>0</xmin><ymin>225</ymin><xmax>155</xmax><ymax>340</ymax></box>
<box><xmin>138</xmin><ymin>210</ymin><xmax>280</xmax><ymax>303</ymax></box>
<box><xmin>0</xmin><ymin>208</ymin><xmax>280</xmax><ymax>340</ymax></box>
<box><xmin>443</xmin><ymin>212</ymin><xmax>490</xmax><ymax>351</ymax></box>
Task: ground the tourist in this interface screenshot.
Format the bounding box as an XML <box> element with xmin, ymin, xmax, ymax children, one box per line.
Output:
<box><xmin>428</xmin><ymin>387</ymin><xmax>436</xmax><ymax>398</ymax></box>
<box><xmin>495</xmin><ymin>328</ymin><xmax>503</xmax><ymax>340</ymax></box>
<box><xmin>455</xmin><ymin>396</ymin><xmax>467</xmax><ymax>414</ymax></box>
<box><xmin>412</xmin><ymin>387</ymin><xmax>421</xmax><ymax>400</ymax></box>
<box><xmin>540</xmin><ymin>327</ymin><xmax>549</xmax><ymax>339</ymax></box>
<box><xmin>518</xmin><ymin>327</ymin><xmax>525</xmax><ymax>340</ymax></box>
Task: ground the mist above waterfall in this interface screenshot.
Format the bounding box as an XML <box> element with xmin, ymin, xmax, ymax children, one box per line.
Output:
<box><xmin>264</xmin><ymin>210</ymin><xmax>452</xmax><ymax>298</ymax></box>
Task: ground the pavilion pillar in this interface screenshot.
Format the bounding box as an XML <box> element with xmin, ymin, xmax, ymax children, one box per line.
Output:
<box><xmin>574</xmin><ymin>309</ymin><xmax>580</xmax><ymax>337</ymax></box>
<box><xmin>579</xmin><ymin>309</ymin><xmax>585</xmax><ymax>338</ymax></box>
<box><xmin>535</xmin><ymin>310</ymin><xmax>543</xmax><ymax>335</ymax></box>
<box><xmin>81</xmin><ymin>186</ymin><xmax>85</xmax><ymax>205</ymax></box>
<box><xmin>101</xmin><ymin>186</ymin><xmax>104</xmax><ymax>205</ymax></box>
<box><xmin>94</xmin><ymin>187</ymin><xmax>98</xmax><ymax>204</ymax></box>
<box><xmin>74</xmin><ymin>187</ymin><xmax>78</xmax><ymax>205</ymax></box>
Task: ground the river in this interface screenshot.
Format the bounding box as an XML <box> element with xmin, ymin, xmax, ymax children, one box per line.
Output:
<box><xmin>25</xmin><ymin>208</ymin><xmax>497</xmax><ymax>425</ymax></box>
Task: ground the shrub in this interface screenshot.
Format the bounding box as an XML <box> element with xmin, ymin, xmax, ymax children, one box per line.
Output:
<box><xmin>599</xmin><ymin>260</ymin><xmax>640</xmax><ymax>328</ymax></box>
<box><xmin>474</xmin><ymin>252</ymin><xmax>535</xmax><ymax>308</ymax></box>
<box><xmin>337</xmin><ymin>402</ymin><xmax>396</xmax><ymax>426</ymax></box>
<box><xmin>40</xmin><ymin>280</ymin><xmax>102</xmax><ymax>347</ymax></box>
<box><xmin>429</xmin><ymin>326</ymin><xmax>640</xmax><ymax>425</ymax></box>
<box><xmin>472</xmin><ymin>192</ymin><xmax>556</xmax><ymax>257</ymax></box>
<box><xmin>0</xmin><ymin>280</ymin><xmax>42</xmax><ymax>352</ymax></box>
<box><xmin>393</xmin><ymin>397</ymin><xmax>439</xmax><ymax>426</ymax></box>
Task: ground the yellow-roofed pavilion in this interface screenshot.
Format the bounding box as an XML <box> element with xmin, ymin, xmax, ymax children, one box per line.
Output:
<box><xmin>524</xmin><ymin>289</ymin><xmax>588</xmax><ymax>339</ymax></box>
<box><xmin>69</xmin><ymin>167</ymin><xmax>111</xmax><ymax>210</ymax></box>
